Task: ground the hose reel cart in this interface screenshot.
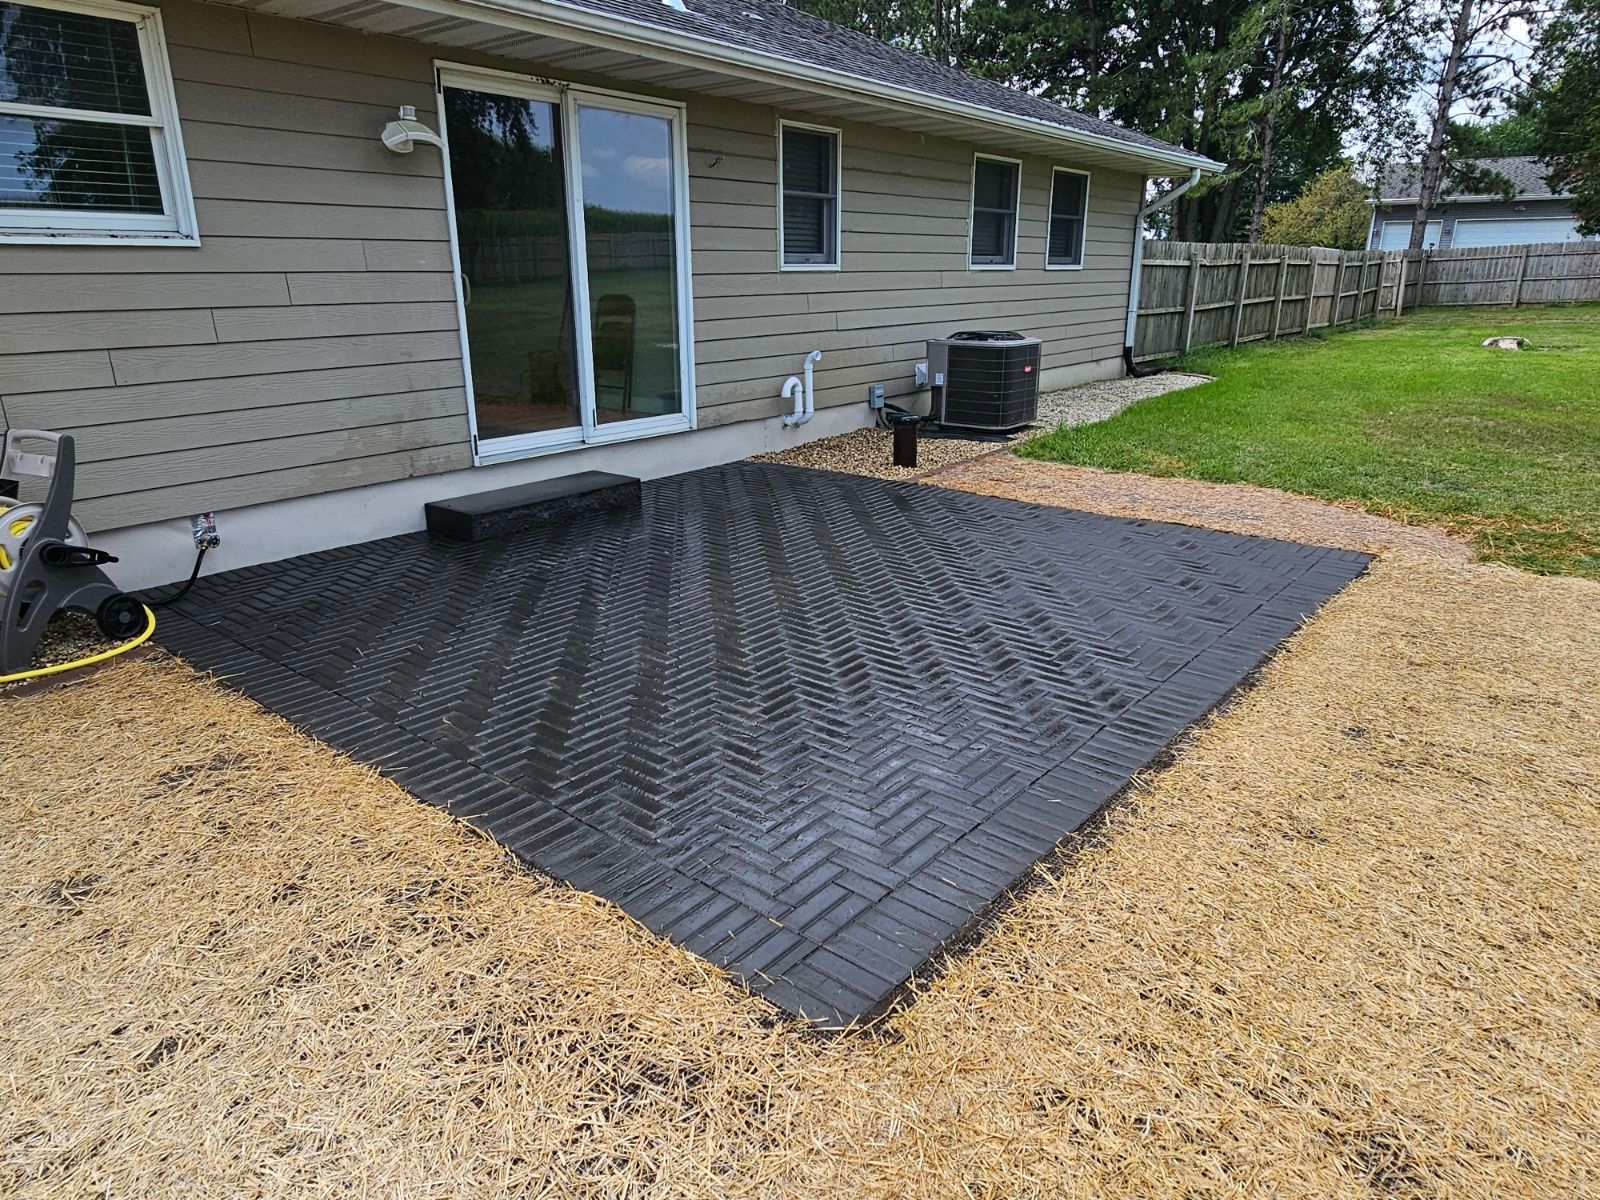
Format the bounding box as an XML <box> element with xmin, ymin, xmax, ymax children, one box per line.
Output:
<box><xmin>0</xmin><ymin>429</ymin><xmax>146</xmax><ymax>676</ymax></box>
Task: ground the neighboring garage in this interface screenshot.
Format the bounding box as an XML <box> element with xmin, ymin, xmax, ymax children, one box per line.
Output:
<box><xmin>1450</xmin><ymin>216</ymin><xmax>1584</xmax><ymax>247</ymax></box>
<box><xmin>1368</xmin><ymin>155</ymin><xmax>1595</xmax><ymax>251</ymax></box>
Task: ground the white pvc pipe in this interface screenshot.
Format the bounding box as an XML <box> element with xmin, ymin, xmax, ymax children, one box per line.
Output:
<box><xmin>781</xmin><ymin>375</ymin><xmax>806</xmax><ymax>426</ymax></box>
<box><xmin>780</xmin><ymin>350</ymin><xmax>823</xmax><ymax>427</ymax></box>
<box><xmin>802</xmin><ymin>349</ymin><xmax>822</xmax><ymax>420</ymax></box>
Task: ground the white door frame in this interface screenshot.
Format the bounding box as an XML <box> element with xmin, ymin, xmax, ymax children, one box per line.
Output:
<box><xmin>435</xmin><ymin>62</ymin><xmax>697</xmax><ymax>466</ymax></box>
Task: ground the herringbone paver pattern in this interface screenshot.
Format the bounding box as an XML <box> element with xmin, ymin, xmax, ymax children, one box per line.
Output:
<box><xmin>155</xmin><ymin>463</ymin><xmax>1369</xmax><ymax>1023</ymax></box>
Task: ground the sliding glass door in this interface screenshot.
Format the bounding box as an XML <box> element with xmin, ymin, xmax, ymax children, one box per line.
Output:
<box><xmin>441</xmin><ymin>86</ymin><xmax>580</xmax><ymax>443</ymax></box>
<box><xmin>439</xmin><ymin>69</ymin><xmax>694</xmax><ymax>462</ymax></box>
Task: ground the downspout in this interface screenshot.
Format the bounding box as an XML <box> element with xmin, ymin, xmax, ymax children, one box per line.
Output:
<box><xmin>1123</xmin><ymin>167</ymin><xmax>1202</xmax><ymax>377</ymax></box>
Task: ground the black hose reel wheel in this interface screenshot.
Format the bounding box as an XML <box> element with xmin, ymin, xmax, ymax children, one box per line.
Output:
<box><xmin>96</xmin><ymin>593</ymin><xmax>144</xmax><ymax>641</ymax></box>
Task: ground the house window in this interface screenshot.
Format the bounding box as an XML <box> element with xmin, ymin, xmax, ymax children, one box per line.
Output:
<box><xmin>780</xmin><ymin>122</ymin><xmax>839</xmax><ymax>267</ymax></box>
<box><xmin>1046</xmin><ymin>168</ymin><xmax>1088</xmax><ymax>268</ymax></box>
<box><xmin>970</xmin><ymin>155</ymin><xmax>1019</xmax><ymax>267</ymax></box>
<box><xmin>0</xmin><ymin>0</ymin><xmax>196</xmax><ymax>243</ymax></box>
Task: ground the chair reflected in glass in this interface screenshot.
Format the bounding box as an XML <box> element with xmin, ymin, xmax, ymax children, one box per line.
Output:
<box><xmin>592</xmin><ymin>293</ymin><xmax>636</xmax><ymax>418</ymax></box>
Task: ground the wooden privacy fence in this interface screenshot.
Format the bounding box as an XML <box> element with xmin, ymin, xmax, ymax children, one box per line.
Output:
<box><xmin>1133</xmin><ymin>238</ymin><xmax>1600</xmax><ymax>361</ymax></box>
<box><xmin>1133</xmin><ymin>241</ymin><xmax>1385</xmax><ymax>361</ymax></box>
<box><xmin>1377</xmin><ymin>241</ymin><xmax>1600</xmax><ymax>311</ymax></box>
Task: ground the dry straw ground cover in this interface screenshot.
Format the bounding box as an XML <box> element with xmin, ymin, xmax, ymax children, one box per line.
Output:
<box><xmin>2</xmin><ymin>485</ymin><xmax>1598</xmax><ymax>1196</ymax></box>
<box><xmin>924</xmin><ymin>452</ymin><xmax>1475</xmax><ymax>563</ymax></box>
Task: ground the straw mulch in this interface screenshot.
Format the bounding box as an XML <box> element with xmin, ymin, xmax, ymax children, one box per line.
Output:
<box><xmin>926</xmin><ymin>451</ymin><xmax>1475</xmax><ymax>561</ymax></box>
<box><xmin>2</xmin><ymin>558</ymin><xmax>1597</xmax><ymax>1193</ymax></box>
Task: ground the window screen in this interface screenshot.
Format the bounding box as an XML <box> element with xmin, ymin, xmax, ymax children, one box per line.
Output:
<box><xmin>1047</xmin><ymin>171</ymin><xmax>1087</xmax><ymax>267</ymax></box>
<box><xmin>781</xmin><ymin>125</ymin><xmax>837</xmax><ymax>265</ymax></box>
<box><xmin>0</xmin><ymin>0</ymin><xmax>194</xmax><ymax>238</ymax></box>
<box><xmin>970</xmin><ymin>157</ymin><xmax>1018</xmax><ymax>265</ymax></box>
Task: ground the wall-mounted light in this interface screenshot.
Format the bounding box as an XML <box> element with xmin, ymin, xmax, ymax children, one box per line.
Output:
<box><xmin>381</xmin><ymin>105</ymin><xmax>445</xmax><ymax>154</ymax></box>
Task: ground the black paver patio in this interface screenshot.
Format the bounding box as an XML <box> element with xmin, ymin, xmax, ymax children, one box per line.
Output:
<box><xmin>155</xmin><ymin>462</ymin><xmax>1369</xmax><ymax>1024</ymax></box>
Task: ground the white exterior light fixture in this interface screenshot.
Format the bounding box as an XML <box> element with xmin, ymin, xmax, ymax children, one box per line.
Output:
<box><xmin>381</xmin><ymin>106</ymin><xmax>446</xmax><ymax>154</ymax></box>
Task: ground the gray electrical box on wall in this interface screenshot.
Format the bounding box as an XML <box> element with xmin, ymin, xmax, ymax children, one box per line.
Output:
<box><xmin>867</xmin><ymin>383</ymin><xmax>885</xmax><ymax>408</ymax></box>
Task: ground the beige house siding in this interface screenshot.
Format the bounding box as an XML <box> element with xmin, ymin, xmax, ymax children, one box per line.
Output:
<box><xmin>687</xmin><ymin>101</ymin><xmax>1140</xmax><ymax>423</ymax></box>
<box><xmin>0</xmin><ymin>0</ymin><xmax>1138</xmax><ymax>532</ymax></box>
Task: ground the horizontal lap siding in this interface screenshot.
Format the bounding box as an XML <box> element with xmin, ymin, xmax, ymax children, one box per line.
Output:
<box><xmin>0</xmin><ymin>1</ymin><xmax>1138</xmax><ymax>531</ymax></box>
<box><xmin>0</xmin><ymin>0</ymin><xmax>469</xmax><ymax>532</ymax></box>
<box><xmin>686</xmin><ymin>103</ymin><xmax>1138</xmax><ymax>415</ymax></box>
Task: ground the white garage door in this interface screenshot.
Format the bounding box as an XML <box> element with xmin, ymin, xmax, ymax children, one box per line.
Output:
<box><xmin>1451</xmin><ymin>217</ymin><xmax>1582</xmax><ymax>247</ymax></box>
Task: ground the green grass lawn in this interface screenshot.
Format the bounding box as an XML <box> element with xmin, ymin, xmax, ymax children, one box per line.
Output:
<box><xmin>1021</xmin><ymin>304</ymin><xmax>1600</xmax><ymax>578</ymax></box>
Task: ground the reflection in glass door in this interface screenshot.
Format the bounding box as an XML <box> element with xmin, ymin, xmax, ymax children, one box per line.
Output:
<box><xmin>442</xmin><ymin>86</ymin><xmax>581</xmax><ymax>441</ymax></box>
<box><xmin>574</xmin><ymin>103</ymin><xmax>684</xmax><ymax>425</ymax></box>
<box><xmin>439</xmin><ymin>70</ymin><xmax>694</xmax><ymax>460</ymax></box>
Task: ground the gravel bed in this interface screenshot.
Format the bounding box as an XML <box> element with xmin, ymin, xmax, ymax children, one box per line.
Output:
<box><xmin>0</xmin><ymin>612</ymin><xmax>120</xmax><ymax>695</ymax></box>
<box><xmin>751</xmin><ymin>425</ymin><xmax>1008</xmax><ymax>481</ymax></box>
<box><xmin>756</xmin><ymin>371</ymin><xmax>1210</xmax><ymax>480</ymax></box>
<box><xmin>1034</xmin><ymin>371</ymin><xmax>1211</xmax><ymax>428</ymax></box>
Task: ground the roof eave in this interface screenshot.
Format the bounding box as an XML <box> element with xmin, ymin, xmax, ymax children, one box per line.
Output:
<box><xmin>396</xmin><ymin>0</ymin><xmax>1223</xmax><ymax>173</ymax></box>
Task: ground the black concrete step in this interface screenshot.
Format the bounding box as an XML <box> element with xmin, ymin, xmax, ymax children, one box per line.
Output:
<box><xmin>425</xmin><ymin>471</ymin><xmax>641</xmax><ymax>542</ymax></box>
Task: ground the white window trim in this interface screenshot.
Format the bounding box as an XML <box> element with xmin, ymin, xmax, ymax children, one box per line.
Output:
<box><xmin>1380</xmin><ymin>219</ymin><xmax>1441</xmax><ymax>251</ymax></box>
<box><xmin>968</xmin><ymin>152</ymin><xmax>1021</xmax><ymax>271</ymax></box>
<box><xmin>1044</xmin><ymin>166</ymin><xmax>1090</xmax><ymax>271</ymax></box>
<box><xmin>434</xmin><ymin>61</ymin><xmax>697</xmax><ymax>466</ymax></box>
<box><xmin>776</xmin><ymin>117</ymin><xmax>841</xmax><ymax>272</ymax></box>
<box><xmin>0</xmin><ymin>0</ymin><xmax>198</xmax><ymax>245</ymax></box>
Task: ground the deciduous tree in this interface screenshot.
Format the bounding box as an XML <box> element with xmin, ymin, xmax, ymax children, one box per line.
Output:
<box><xmin>1261</xmin><ymin>165</ymin><xmax>1373</xmax><ymax>247</ymax></box>
<box><xmin>1524</xmin><ymin>0</ymin><xmax>1598</xmax><ymax>231</ymax></box>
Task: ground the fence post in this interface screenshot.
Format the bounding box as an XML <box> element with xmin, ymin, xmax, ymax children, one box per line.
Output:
<box><xmin>1394</xmin><ymin>254</ymin><xmax>1407</xmax><ymax>317</ymax></box>
<box><xmin>1333</xmin><ymin>253</ymin><xmax>1350</xmax><ymax>326</ymax></box>
<box><xmin>1511</xmin><ymin>244</ymin><xmax>1532</xmax><ymax>307</ymax></box>
<box><xmin>1230</xmin><ymin>248</ymin><xmax>1251</xmax><ymax>346</ymax></box>
<box><xmin>1182</xmin><ymin>247</ymin><xmax>1201</xmax><ymax>353</ymax></box>
<box><xmin>1304</xmin><ymin>255</ymin><xmax>1319</xmax><ymax>334</ymax></box>
<box><xmin>1270</xmin><ymin>254</ymin><xmax>1289</xmax><ymax>340</ymax></box>
<box><xmin>1417</xmin><ymin>250</ymin><xmax>1431</xmax><ymax>309</ymax></box>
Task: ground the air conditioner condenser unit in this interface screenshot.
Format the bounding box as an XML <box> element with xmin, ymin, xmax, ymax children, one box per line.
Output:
<box><xmin>925</xmin><ymin>330</ymin><xmax>1042</xmax><ymax>432</ymax></box>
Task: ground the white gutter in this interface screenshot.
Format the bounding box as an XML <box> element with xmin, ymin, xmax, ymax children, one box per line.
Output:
<box><xmin>1371</xmin><ymin>193</ymin><xmax>1573</xmax><ymax>205</ymax></box>
<box><xmin>1124</xmin><ymin>168</ymin><xmax>1202</xmax><ymax>357</ymax></box>
<box><xmin>394</xmin><ymin>0</ymin><xmax>1223</xmax><ymax>174</ymax></box>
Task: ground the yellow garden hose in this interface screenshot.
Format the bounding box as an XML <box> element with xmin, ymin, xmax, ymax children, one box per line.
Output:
<box><xmin>0</xmin><ymin>604</ymin><xmax>157</xmax><ymax>685</ymax></box>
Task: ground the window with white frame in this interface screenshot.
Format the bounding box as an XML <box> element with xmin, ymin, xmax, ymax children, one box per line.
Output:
<box><xmin>0</xmin><ymin>0</ymin><xmax>196</xmax><ymax>242</ymax></box>
<box><xmin>780</xmin><ymin>122</ymin><xmax>838</xmax><ymax>267</ymax></box>
<box><xmin>969</xmin><ymin>155</ymin><xmax>1019</xmax><ymax>267</ymax></box>
<box><xmin>1046</xmin><ymin>168</ymin><xmax>1088</xmax><ymax>268</ymax></box>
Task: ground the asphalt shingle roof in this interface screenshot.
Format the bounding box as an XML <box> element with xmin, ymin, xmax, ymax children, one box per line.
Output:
<box><xmin>548</xmin><ymin>0</ymin><xmax>1200</xmax><ymax>160</ymax></box>
<box><xmin>1380</xmin><ymin>156</ymin><xmax>1564</xmax><ymax>201</ymax></box>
